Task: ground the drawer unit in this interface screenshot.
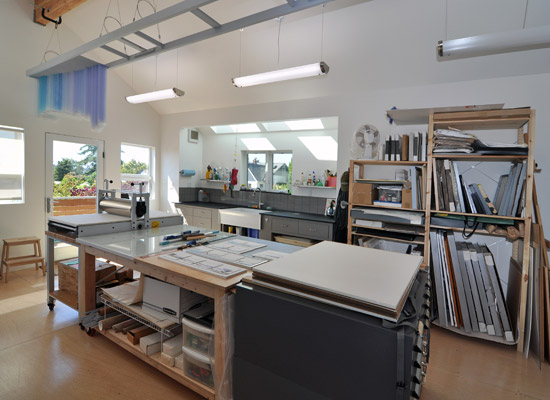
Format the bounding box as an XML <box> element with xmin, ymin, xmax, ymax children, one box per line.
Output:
<box><xmin>298</xmin><ymin>220</ymin><xmax>330</xmax><ymax>240</ymax></box>
<box><xmin>193</xmin><ymin>207</ymin><xmax>211</xmax><ymax>219</ymax></box>
<box><xmin>182</xmin><ymin>317</ymin><xmax>214</xmax><ymax>357</ymax></box>
<box><xmin>182</xmin><ymin>347</ymin><xmax>214</xmax><ymax>388</ymax></box>
<box><xmin>270</xmin><ymin>217</ymin><xmax>299</xmax><ymax>235</ymax></box>
<box><xmin>193</xmin><ymin>216</ymin><xmax>211</xmax><ymax>229</ymax></box>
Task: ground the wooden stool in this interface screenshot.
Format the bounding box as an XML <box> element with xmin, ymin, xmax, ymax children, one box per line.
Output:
<box><xmin>1</xmin><ymin>236</ymin><xmax>45</xmax><ymax>283</ymax></box>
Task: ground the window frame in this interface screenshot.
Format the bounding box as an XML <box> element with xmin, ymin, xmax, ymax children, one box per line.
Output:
<box><xmin>120</xmin><ymin>143</ymin><xmax>155</xmax><ymax>198</ymax></box>
<box><xmin>0</xmin><ymin>125</ymin><xmax>25</xmax><ymax>205</ymax></box>
<box><xmin>243</xmin><ymin>150</ymin><xmax>292</xmax><ymax>193</ymax></box>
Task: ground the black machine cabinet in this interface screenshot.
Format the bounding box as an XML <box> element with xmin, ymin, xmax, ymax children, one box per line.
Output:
<box><xmin>234</xmin><ymin>270</ymin><xmax>431</xmax><ymax>400</ymax></box>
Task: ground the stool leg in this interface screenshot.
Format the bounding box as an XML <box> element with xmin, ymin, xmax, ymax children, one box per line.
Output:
<box><xmin>1</xmin><ymin>243</ymin><xmax>5</xmax><ymax>279</ymax></box>
<box><xmin>37</xmin><ymin>240</ymin><xmax>45</xmax><ymax>276</ymax></box>
<box><xmin>34</xmin><ymin>243</ymin><xmax>39</xmax><ymax>271</ymax></box>
<box><xmin>4</xmin><ymin>245</ymin><xmax>10</xmax><ymax>283</ymax></box>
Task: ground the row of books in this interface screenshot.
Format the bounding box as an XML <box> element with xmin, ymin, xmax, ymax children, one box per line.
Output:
<box><xmin>432</xmin><ymin>159</ymin><xmax>526</xmax><ymax>217</ymax></box>
<box><xmin>381</xmin><ymin>132</ymin><xmax>427</xmax><ymax>161</ymax></box>
<box><xmin>430</xmin><ymin>230</ymin><xmax>514</xmax><ymax>342</ymax></box>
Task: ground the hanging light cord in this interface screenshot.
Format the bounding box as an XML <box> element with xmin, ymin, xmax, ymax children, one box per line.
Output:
<box><xmin>41</xmin><ymin>22</ymin><xmax>62</xmax><ymax>63</ymax></box>
<box><xmin>523</xmin><ymin>0</ymin><xmax>529</xmax><ymax>29</ymax></box>
<box><xmin>320</xmin><ymin>4</ymin><xmax>325</xmax><ymax>60</ymax></box>
<box><xmin>277</xmin><ymin>17</ymin><xmax>282</xmax><ymax>65</ymax></box>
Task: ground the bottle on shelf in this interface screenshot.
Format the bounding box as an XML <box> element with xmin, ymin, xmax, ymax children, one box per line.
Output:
<box><xmin>307</xmin><ymin>173</ymin><xmax>312</xmax><ymax>186</ymax></box>
<box><xmin>312</xmin><ymin>171</ymin><xmax>316</xmax><ymax>185</ymax></box>
<box><xmin>301</xmin><ymin>172</ymin><xmax>305</xmax><ymax>185</ymax></box>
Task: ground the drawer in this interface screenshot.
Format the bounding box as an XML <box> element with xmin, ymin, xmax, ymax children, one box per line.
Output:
<box><xmin>193</xmin><ymin>207</ymin><xmax>211</xmax><ymax>219</ymax></box>
<box><xmin>271</xmin><ymin>217</ymin><xmax>298</xmax><ymax>235</ymax></box>
<box><xmin>193</xmin><ymin>216</ymin><xmax>211</xmax><ymax>229</ymax></box>
<box><xmin>183</xmin><ymin>214</ymin><xmax>194</xmax><ymax>226</ymax></box>
<box><xmin>298</xmin><ymin>220</ymin><xmax>330</xmax><ymax>240</ymax></box>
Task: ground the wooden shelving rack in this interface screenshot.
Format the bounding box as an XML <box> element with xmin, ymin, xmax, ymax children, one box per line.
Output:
<box><xmin>348</xmin><ymin>107</ymin><xmax>536</xmax><ymax>352</ymax></box>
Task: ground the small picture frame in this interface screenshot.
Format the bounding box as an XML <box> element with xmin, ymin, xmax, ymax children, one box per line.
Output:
<box><xmin>188</xmin><ymin>129</ymin><xmax>199</xmax><ymax>143</ymax></box>
<box><xmin>325</xmin><ymin>198</ymin><xmax>336</xmax><ymax>217</ymax></box>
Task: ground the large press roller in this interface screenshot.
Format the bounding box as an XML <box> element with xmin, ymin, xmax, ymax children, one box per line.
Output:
<box><xmin>97</xmin><ymin>181</ymin><xmax>150</xmax><ymax>230</ymax></box>
<box><xmin>48</xmin><ymin>180</ymin><xmax>182</xmax><ymax>237</ymax></box>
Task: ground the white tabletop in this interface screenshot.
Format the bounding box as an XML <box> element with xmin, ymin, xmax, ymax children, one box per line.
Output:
<box><xmin>76</xmin><ymin>225</ymin><xmax>298</xmax><ymax>261</ymax></box>
<box><xmin>252</xmin><ymin>241</ymin><xmax>422</xmax><ymax>312</ymax></box>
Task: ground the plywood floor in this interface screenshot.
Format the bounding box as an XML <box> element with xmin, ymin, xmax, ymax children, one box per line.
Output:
<box><xmin>1</xmin><ymin>268</ymin><xmax>549</xmax><ymax>400</ymax></box>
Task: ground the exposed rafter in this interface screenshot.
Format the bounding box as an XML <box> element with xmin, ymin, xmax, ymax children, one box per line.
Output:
<box><xmin>34</xmin><ymin>0</ymin><xmax>89</xmax><ymax>26</ymax></box>
<box><xmin>27</xmin><ymin>0</ymin><xmax>337</xmax><ymax>78</ymax></box>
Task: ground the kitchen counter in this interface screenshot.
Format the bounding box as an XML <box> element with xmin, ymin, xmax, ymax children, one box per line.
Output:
<box><xmin>260</xmin><ymin>210</ymin><xmax>335</xmax><ymax>224</ymax></box>
<box><xmin>175</xmin><ymin>201</ymin><xmax>236</xmax><ymax>209</ymax></box>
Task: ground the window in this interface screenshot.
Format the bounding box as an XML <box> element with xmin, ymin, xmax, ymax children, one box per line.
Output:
<box><xmin>245</xmin><ymin>151</ymin><xmax>292</xmax><ymax>192</ymax></box>
<box><xmin>121</xmin><ymin>143</ymin><xmax>154</xmax><ymax>196</ymax></box>
<box><xmin>0</xmin><ymin>125</ymin><xmax>25</xmax><ymax>204</ymax></box>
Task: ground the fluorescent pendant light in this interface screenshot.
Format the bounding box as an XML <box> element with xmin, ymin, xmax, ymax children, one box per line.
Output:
<box><xmin>437</xmin><ymin>25</ymin><xmax>550</xmax><ymax>58</ymax></box>
<box><xmin>232</xmin><ymin>62</ymin><xmax>329</xmax><ymax>87</ymax></box>
<box><xmin>126</xmin><ymin>88</ymin><xmax>184</xmax><ymax>104</ymax></box>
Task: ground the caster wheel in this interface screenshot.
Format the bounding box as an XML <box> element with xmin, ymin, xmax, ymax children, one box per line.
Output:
<box><xmin>86</xmin><ymin>328</ymin><xmax>95</xmax><ymax>336</ymax></box>
<box><xmin>48</xmin><ymin>303</ymin><xmax>55</xmax><ymax>311</ymax></box>
<box><xmin>79</xmin><ymin>323</ymin><xmax>85</xmax><ymax>331</ymax></box>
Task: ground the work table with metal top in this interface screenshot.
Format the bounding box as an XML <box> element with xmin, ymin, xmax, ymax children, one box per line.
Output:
<box><xmin>72</xmin><ymin>225</ymin><xmax>298</xmax><ymax>399</ymax></box>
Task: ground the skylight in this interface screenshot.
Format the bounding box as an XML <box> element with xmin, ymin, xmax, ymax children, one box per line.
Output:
<box><xmin>285</xmin><ymin>119</ymin><xmax>324</xmax><ymax>131</ymax></box>
<box><xmin>241</xmin><ymin>138</ymin><xmax>276</xmax><ymax>151</ymax></box>
<box><xmin>298</xmin><ymin>136</ymin><xmax>337</xmax><ymax>161</ymax></box>
<box><xmin>211</xmin><ymin>123</ymin><xmax>261</xmax><ymax>134</ymax></box>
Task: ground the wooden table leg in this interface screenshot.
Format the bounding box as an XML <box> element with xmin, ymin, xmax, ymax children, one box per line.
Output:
<box><xmin>79</xmin><ymin>245</ymin><xmax>97</xmax><ymax>318</ymax></box>
<box><xmin>214</xmin><ymin>288</ymin><xmax>229</xmax><ymax>396</ymax></box>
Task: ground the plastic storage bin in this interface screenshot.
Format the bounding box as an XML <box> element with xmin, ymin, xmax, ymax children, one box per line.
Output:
<box><xmin>182</xmin><ymin>347</ymin><xmax>214</xmax><ymax>388</ymax></box>
<box><xmin>182</xmin><ymin>317</ymin><xmax>214</xmax><ymax>357</ymax></box>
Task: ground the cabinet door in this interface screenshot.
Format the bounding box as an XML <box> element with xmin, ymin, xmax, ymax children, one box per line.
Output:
<box><xmin>193</xmin><ymin>216</ymin><xmax>212</xmax><ymax>229</ymax></box>
<box><xmin>271</xmin><ymin>217</ymin><xmax>299</xmax><ymax>235</ymax></box>
<box><xmin>298</xmin><ymin>220</ymin><xmax>330</xmax><ymax>240</ymax></box>
<box><xmin>212</xmin><ymin>209</ymin><xmax>221</xmax><ymax>231</ymax></box>
<box><xmin>176</xmin><ymin>205</ymin><xmax>194</xmax><ymax>226</ymax></box>
<box><xmin>193</xmin><ymin>207</ymin><xmax>211</xmax><ymax>219</ymax></box>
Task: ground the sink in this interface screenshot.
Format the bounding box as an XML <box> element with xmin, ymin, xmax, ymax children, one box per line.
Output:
<box><xmin>218</xmin><ymin>207</ymin><xmax>271</xmax><ymax>230</ymax></box>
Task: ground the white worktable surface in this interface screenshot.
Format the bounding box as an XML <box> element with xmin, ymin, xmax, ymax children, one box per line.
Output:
<box><xmin>76</xmin><ymin>225</ymin><xmax>298</xmax><ymax>261</ymax></box>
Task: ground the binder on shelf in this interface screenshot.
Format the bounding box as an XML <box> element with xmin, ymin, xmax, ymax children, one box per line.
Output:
<box><xmin>443</xmin><ymin>160</ymin><xmax>456</xmax><ymax>212</ymax></box>
<box><xmin>493</xmin><ymin>174</ymin><xmax>509</xmax><ymax>212</ymax></box>
<box><xmin>456</xmin><ymin>242</ymin><xmax>479</xmax><ymax>332</ymax></box>
<box><xmin>447</xmin><ymin>235</ymin><xmax>472</xmax><ymax>333</ymax></box>
<box><xmin>462</xmin><ymin>245</ymin><xmax>487</xmax><ymax>333</ymax></box>
<box><xmin>474</xmin><ymin>243</ymin><xmax>503</xmax><ymax>338</ymax></box>
<box><xmin>430</xmin><ymin>231</ymin><xmax>448</xmax><ymax>327</ymax></box>
<box><xmin>476</xmin><ymin>184</ymin><xmax>498</xmax><ymax>215</ymax></box>
<box><xmin>468</xmin><ymin>244</ymin><xmax>495</xmax><ymax>335</ymax></box>
<box><xmin>482</xmin><ymin>245</ymin><xmax>514</xmax><ymax>342</ymax></box>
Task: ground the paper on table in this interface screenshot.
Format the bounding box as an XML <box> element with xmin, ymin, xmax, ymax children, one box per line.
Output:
<box><xmin>253</xmin><ymin>250</ymin><xmax>288</xmax><ymax>260</ymax></box>
<box><xmin>102</xmin><ymin>280</ymin><xmax>144</xmax><ymax>305</ymax></box>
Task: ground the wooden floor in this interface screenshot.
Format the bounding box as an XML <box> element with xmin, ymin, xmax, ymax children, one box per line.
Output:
<box><xmin>0</xmin><ymin>268</ymin><xmax>549</xmax><ymax>399</ymax></box>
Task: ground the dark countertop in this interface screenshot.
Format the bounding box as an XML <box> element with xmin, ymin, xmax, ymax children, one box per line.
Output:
<box><xmin>175</xmin><ymin>202</ymin><xmax>334</xmax><ymax>224</ymax></box>
<box><xmin>260</xmin><ymin>210</ymin><xmax>335</xmax><ymax>224</ymax></box>
<box><xmin>175</xmin><ymin>201</ymin><xmax>236</xmax><ymax>209</ymax></box>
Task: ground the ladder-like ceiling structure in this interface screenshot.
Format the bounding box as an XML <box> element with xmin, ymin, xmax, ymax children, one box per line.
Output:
<box><xmin>27</xmin><ymin>0</ymin><xmax>336</xmax><ymax>78</ymax></box>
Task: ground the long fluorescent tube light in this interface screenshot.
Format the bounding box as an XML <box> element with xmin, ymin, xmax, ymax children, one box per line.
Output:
<box><xmin>126</xmin><ymin>88</ymin><xmax>184</xmax><ymax>104</ymax></box>
<box><xmin>437</xmin><ymin>25</ymin><xmax>550</xmax><ymax>58</ymax></box>
<box><xmin>232</xmin><ymin>62</ymin><xmax>329</xmax><ymax>87</ymax></box>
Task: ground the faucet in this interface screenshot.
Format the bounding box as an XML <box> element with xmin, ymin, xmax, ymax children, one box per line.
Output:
<box><xmin>252</xmin><ymin>187</ymin><xmax>262</xmax><ymax>209</ymax></box>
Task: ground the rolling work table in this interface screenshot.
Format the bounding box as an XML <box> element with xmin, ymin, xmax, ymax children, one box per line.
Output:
<box><xmin>48</xmin><ymin>222</ymin><xmax>298</xmax><ymax>399</ymax></box>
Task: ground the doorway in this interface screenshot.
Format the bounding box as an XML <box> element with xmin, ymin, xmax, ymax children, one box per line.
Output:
<box><xmin>45</xmin><ymin>133</ymin><xmax>104</xmax><ymax>220</ymax></box>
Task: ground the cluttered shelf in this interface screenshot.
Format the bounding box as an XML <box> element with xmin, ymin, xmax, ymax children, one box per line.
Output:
<box><xmin>429</xmin><ymin>210</ymin><xmax>525</xmax><ymax>222</ymax></box>
<box><xmin>98</xmin><ymin>328</ymin><xmax>215</xmax><ymax>400</ymax></box>
<box><xmin>348</xmin><ymin>160</ymin><xmax>427</xmax><ymax>166</ymax></box>
<box><xmin>428</xmin><ymin>224</ymin><xmax>524</xmax><ymax>239</ymax></box>
<box><xmin>432</xmin><ymin>108</ymin><xmax>531</xmax><ymax>130</ymax></box>
<box><xmin>351</xmin><ymin>231</ymin><xmax>425</xmax><ymax>245</ymax></box>
<box><xmin>351</xmin><ymin>203</ymin><xmax>427</xmax><ymax>212</ymax></box>
<box><xmin>431</xmin><ymin>154</ymin><xmax>528</xmax><ymax>161</ymax></box>
<box><xmin>350</xmin><ymin>223</ymin><xmax>425</xmax><ymax>236</ymax></box>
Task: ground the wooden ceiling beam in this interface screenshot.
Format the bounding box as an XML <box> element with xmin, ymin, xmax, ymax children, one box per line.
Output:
<box><xmin>34</xmin><ymin>0</ymin><xmax>90</xmax><ymax>26</ymax></box>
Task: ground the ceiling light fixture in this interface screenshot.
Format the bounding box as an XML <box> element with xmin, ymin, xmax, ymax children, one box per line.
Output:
<box><xmin>437</xmin><ymin>25</ymin><xmax>550</xmax><ymax>58</ymax></box>
<box><xmin>232</xmin><ymin>62</ymin><xmax>329</xmax><ymax>88</ymax></box>
<box><xmin>126</xmin><ymin>88</ymin><xmax>184</xmax><ymax>104</ymax></box>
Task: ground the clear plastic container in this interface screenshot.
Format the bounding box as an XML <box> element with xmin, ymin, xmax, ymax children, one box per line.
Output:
<box><xmin>182</xmin><ymin>347</ymin><xmax>214</xmax><ymax>388</ymax></box>
<box><xmin>182</xmin><ymin>317</ymin><xmax>214</xmax><ymax>356</ymax></box>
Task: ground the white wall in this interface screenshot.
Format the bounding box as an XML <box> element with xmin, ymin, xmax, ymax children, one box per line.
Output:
<box><xmin>0</xmin><ymin>1</ymin><xmax>161</xmax><ymax>257</ymax></box>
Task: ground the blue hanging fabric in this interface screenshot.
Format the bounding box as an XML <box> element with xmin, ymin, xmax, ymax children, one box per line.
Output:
<box><xmin>38</xmin><ymin>64</ymin><xmax>107</xmax><ymax>130</ymax></box>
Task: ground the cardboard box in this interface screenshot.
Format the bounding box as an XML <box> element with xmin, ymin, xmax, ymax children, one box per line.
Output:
<box><xmin>401</xmin><ymin>188</ymin><xmax>413</xmax><ymax>209</ymax></box>
<box><xmin>127</xmin><ymin>325</ymin><xmax>155</xmax><ymax>345</ymax></box>
<box><xmin>352</xmin><ymin>183</ymin><xmax>374</xmax><ymax>205</ymax></box>
<box><xmin>58</xmin><ymin>258</ymin><xmax>116</xmax><ymax>297</ymax></box>
<box><xmin>140</xmin><ymin>331</ymin><xmax>162</xmax><ymax>355</ymax></box>
<box><xmin>142</xmin><ymin>276</ymin><xmax>207</xmax><ymax>322</ymax></box>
